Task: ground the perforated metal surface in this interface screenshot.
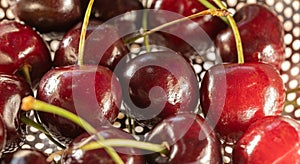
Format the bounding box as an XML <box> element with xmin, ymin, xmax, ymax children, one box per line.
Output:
<box><xmin>0</xmin><ymin>0</ymin><xmax>299</xmax><ymax>163</ymax></box>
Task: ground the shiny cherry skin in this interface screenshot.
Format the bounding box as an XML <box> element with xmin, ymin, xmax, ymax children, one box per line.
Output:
<box><xmin>150</xmin><ymin>0</ymin><xmax>226</xmax><ymax>39</ymax></box>
<box><xmin>15</xmin><ymin>0</ymin><xmax>82</xmax><ymax>33</ymax></box>
<box><xmin>0</xmin><ymin>20</ymin><xmax>52</xmax><ymax>87</ymax></box>
<box><xmin>62</xmin><ymin>126</ymin><xmax>145</xmax><ymax>164</ymax></box>
<box><xmin>81</xmin><ymin>0</ymin><xmax>143</xmax><ymax>21</ymax></box>
<box><xmin>215</xmin><ymin>4</ymin><xmax>285</xmax><ymax>70</ymax></box>
<box><xmin>0</xmin><ymin>73</ymin><xmax>33</xmax><ymax>152</ymax></box>
<box><xmin>145</xmin><ymin>113</ymin><xmax>222</xmax><ymax>163</ymax></box>
<box><xmin>116</xmin><ymin>51</ymin><xmax>199</xmax><ymax>128</ymax></box>
<box><xmin>149</xmin><ymin>0</ymin><xmax>227</xmax><ymax>57</ymax></box>
<box><xmin>0</xmin><ymin>149</ymin><xmax>50</xmax><ymax>164</ymax></box>
<box><xmin>53</xmin><ymin>20</ymin><xmax>129</xmax><ymax>70</ymax></box>
<box><xmin>0</xmin><ymin>115</ymin><xmax>6</xmax><ymax>157</ymax></box>
<box><xmin>36</xmin><ymin>65</ymin><xmax>122</xmax><ymax>143</ymax></box>
<box><xmin>200</xmin><ymin>63</ymin><xmax>286</xmax><ymax>142</ymax></box>
<box><xmin>233</xmin><ymin>116</ymin><xmax>300</xmax><ymax>164</ymax></box>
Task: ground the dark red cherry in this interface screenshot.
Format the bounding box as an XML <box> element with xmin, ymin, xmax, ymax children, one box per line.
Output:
<box><xmin>215</xmin><ymin>4</ymin><xmax>285</xmax><ymax>70</ymax></box>
<box><xmin>200</xmin><ymin>63</ymin><xmax>286</xmax><ymax>142</ymax></box>
<box><xmin>81</xmin><ymin>0</ymin><xmax>144</xmax><ymax>21</ymax></box>
<box><xmin>62</xmin><ymin>126</ymin><xmax>145</xmax><ymax>164</ymax></box>
<box><xmin>0</xmin><ymin>115</ymin><xmax>6</xmax><ymax>157</ymax></box>
<box><xmin>0</xmin><ymin>20</ymin><xmax>52</xmax><ymax>87</ymax></box>
<box><xmin>149</xmin><ymin>0</ymin><xmax>227</xmax><ymax>57</ymax></box>
<box><xmin>145</xmin><ymin>113</ymin><xmax>223</xmax><ymax>163</ymax></box>
<box><xmin>0</xmin><ymin>149</ymin><xmax>50</xmax><ymax>164</ymax></box>
<box><xmin>116</xmin><ymin>51</ymin><xmax>199</xmax><ymax>127</ymax></box>
<box><xmin>150</xmin><ymin>0</ymin><xmax>226</xmax><ymax>39</ymax></box>
<box><xmin>53</xmin><ymin>20</ymin><xmax>129</xmax><ymax>70</ymax></box>
<box><xmin>36</xmin><ymin>65</ymin><xmax>122</xmax><ymax>143</ymax></box>
<box><xmin>0</xmin><ymin>73</ymin><xmax>33</xmax><ymax>152</ymax></box>
<box><xmin>233</xmin><ymin>116</ymin><xmax>300</xmax><ymax>164</ymax></box>
<box><xmin>14</xmin><ymin>0</ymin><xmax>83</xmax><ymax>33</ymax></box>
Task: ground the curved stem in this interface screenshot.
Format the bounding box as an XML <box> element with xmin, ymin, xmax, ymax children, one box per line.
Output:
<box><xmin>77</xmin><ymin>0</ymin><xmax>95</xmax><ymax>66</ymax></box>
<box><xmin>80</xmin><ymin>139</ymin><xmax>169</xmax><ymax>155</ymax></box>
<box><xmin>21</xmin><ymin>96</ymin><xmax>124</xmax><ymax>164</ymax></box>
<box><xmin>125</xmin><ymin>9</ymin><xmax>229</xmax><ymax>44</ymax></box>
<box><xmin>197</xmin><ymin>0</ymin><xmax>229</xmax><ymax>25</ymax></box>
<box><xmin>21</xmin><ymin>115</ymin><xmax>66</xmax><ymax>149</ymax></box>
<box><xmin>212</xmin><ymin>0</ymin><xmax>244</xmax><ymax>64</ymax></box>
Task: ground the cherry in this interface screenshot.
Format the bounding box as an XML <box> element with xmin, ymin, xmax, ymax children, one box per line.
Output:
<box><xmin>36</xmin><ymin>65</ymin><xmax>122</xmax><ymax>143</ymax></box>
<box><xmin>0</xmin><ymin>73</ymin><xmax>33</xmax><ymax>152</ymax></box>
<box><xmin>61</xmin><ymin>126</ymin><xmax>145</xmax><ymax>164</ymax></box>
<box><xmin>14</xmin><ymin>0</ymin><xmax>83</xmax><ymax>33</ymax></box>
<box><xmin>0</xmin><ymin>149</ymin><xmax>50</xmax><ymax>164</ymax></box>
<box><xmin>149</xmin><ymin>0</ymin><xmax>227</xmax><ymax>57</ymax></box>
<box><xmin>81</xmin><ymin>0</ymin><xmax>144</xmax><ymax>21</ymax></box>
<box><xmin>145</xmin><ymin>112</ymin><xmax>222</xmax><ymax>163</ymax></box>
<box><xmin>116</xmin><ymin>50</ymin><xmax>199</xmax><ymax>127</ymax></box>
<box><xmin>0</xmin><ymin>115</ymin><xmax>6</xmax><ymax>157</ymax></box>
<box><xmin>215</xmin><ymin>4</ymin><xmax>285</xmax><ymax>70</ymax></box>
<box><xmin>233</xmin><ymin>116</ymin><xmax>300</xmax><ymax>163</ymax></box>
<box><xmin>150</xmin><ymin>0</ymin><xmax>226</xmax><ymax>39</ymax></box>
<box><xmin>0</xmin><ymin>20</ymin><xmax>52</xmax><ymax>87</ymax></box>
<box><xmin>200</xmin><ymin>62</ymin><xmax>286</xmax><ymax>142</ymax></box>
<box><xmin>53</xmin><ymin>19</ymin><xmax>129</xmax><ymax>70</ymax></box>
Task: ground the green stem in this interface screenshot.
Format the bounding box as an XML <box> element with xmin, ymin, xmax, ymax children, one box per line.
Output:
<box><xmin>197</xmin><ymin>0</ymin><xmax>229</xmax><ymax>24</ymax></box>
<box><xmin>284</xmin><ymin>100</ymin><xmax>298</xmax><ymax>107</ymax></box>
<box><xmin>21</xmin><ymin>96</ymin><xmax>124</xmax><ymax>164</ymax></box>
<box><xmin>142</xmin><ymin>1</ymin><xmax>150</xmax><ymax>52</ymax></box>
<box><xmin>286</xmin><ymin>88</ymin><xmax>300</xmax><ymax>94</ymax></box>
<box><xmin>125</xmin><ymin>9</ymin><xmax>229</xmax><ymax>44</ymax></box>
<box><xmin>20</xmin><ymin>64</ymin><xmax>32</xmax><ymax>87</ymax></box>
<box><xmin>80</xmin><ymin>139</ymin><xmax>168</xmax><ymax>155</ymax></box>
<box><xmin>21</xmin><ymin>115</ymin><xmax>66</xmax><ymax>149</ymax></box>
<box><xmin>212</xmin><ymin>0</ymin><xmax>244</xmax><ymax>64</ymax></box>
<box><xmin>77</xmin><ymin>0</ymin><xmax>95</xmax><ymax>66</ymax></box>
<box><xmin>212</xmin><ymin>0</ymin><xmax>227</xmax><ymax>9</ymax></box>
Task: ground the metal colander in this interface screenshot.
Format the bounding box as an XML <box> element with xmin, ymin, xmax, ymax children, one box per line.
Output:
<box><xmin>0</xmin><ymin>0</ymin><xmax>299</xmax><ymax>163</ymax></box>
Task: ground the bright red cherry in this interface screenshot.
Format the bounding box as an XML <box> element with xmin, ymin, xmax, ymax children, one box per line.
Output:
<box><xmin>200</xmin><ymin>63</ymin><xmax>286</xmax><ymax>142</ymax></box>
<box><xmin>233</xmin><ymin>116</ymin><xmax>300</xmax><ymax>164</ymax></box>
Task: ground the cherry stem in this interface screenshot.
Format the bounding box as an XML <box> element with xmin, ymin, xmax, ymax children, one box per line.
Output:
<box><xmin>284</xmin><ymin>87</ymin><xmax>300</xmax><ymax>107</ymax></box>
<box><xmin>125</xmin><ymin>8</ymin><xmax>230</xmax><ymax>44</ymax></box>
<box><xmin>21</xmin><ymin>96</ymin><xmax>124</xmax><ymax>164</ymax></box>
<box><xmin>79</xmin><ymin>139</ymin><xmax>169</xmax><ymax>155</ymax></box>
<box><xmin>142</xmin><ymin>2</ymin><xmax>150</xmax><ymax>52</ymax></box>
<box><xmin>20</xmin><ymin>115</ymin><xmax>66</xmax><ymax>149</ymax></box>
<box><xmin>77</xmin><ymin>0</ymin><xmax>94</xmax><ymax>66</ymax></box>
<box><xmin>20</xmin><ymin>64</ymin><xmax>32</xmax><ymax>87</ymax></box>
<box><xmin>212</xmin><ymin>0</ymin><xmax>244</xmax><ymax>64</ymax></box>
<box><xmin>197</xmin><ymin>0</ymin><xmax>229</xmax><ymax>25</ymax></box>
<box><xmin>286</xmin><ymin>88</ymin><xmax>300</xmax><ymax>94</ymax></box>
